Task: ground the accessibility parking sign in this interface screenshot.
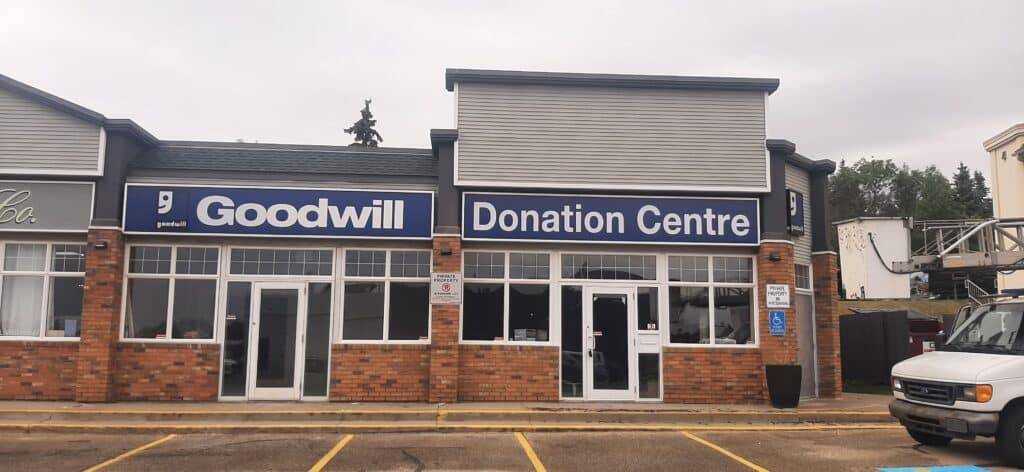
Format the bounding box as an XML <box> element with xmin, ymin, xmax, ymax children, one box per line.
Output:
<box><xmin>769</xmin><ymin>310</ymin><xmax>786</xmax><ymax>336</ymax></box>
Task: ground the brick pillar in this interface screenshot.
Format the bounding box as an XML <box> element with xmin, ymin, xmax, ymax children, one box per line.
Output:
<box><xmin>812</xmin><ymin>253</ymin><xmax>842</xmax><ymax>398</ymax></box>
<box><xmin>757</xmin><ymin>242</ymin><xmax>798</xmax><ymax>368</ymax></box>
<box><xmin>75</xmin><ymin>229</ymin><xmax>125</xmax><ymax>402</ymax></box>
<box><xmin>428</xmin><ymin>235</ymin><xmax>461</xmax><ymax>402</ymax></box>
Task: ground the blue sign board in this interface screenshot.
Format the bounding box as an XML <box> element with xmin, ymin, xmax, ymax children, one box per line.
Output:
<box><xmin>123</xmin><ymin>184</ymin><xmax>434</xmax><ymax>239</ymax></box>
<box><xmin>769</xmin><ymin>311</ymin><xmax>786</xmax><ymax>336</ymax></box>
<box><xmin>462</xmin><ymin>193</ymin><xmax>760</xmax><ymax>245</ymax></box>
<box><xmin>787</xmin><ymin>189</ymin><xmax>805</xmax><ymax>236</ymax></box>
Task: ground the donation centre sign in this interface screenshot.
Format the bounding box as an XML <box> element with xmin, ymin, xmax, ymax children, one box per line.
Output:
<box><xmin>462</xmin><ymin>192</ymin><xmax>760</xmax><ymax>245</ymax></box>
<box><xmin>123</xmin><ymin>184</ymin><xmax>434</xmax><ymax>239</ymax></box>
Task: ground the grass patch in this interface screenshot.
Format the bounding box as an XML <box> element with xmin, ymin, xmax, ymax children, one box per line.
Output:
<box><xmin>839</xmin><ymin>299</ymin><xmax>965</xmax><ymax>316</ymax></box>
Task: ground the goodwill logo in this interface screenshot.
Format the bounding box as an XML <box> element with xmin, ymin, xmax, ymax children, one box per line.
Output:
<box><xmin>463</xmin><ymin>193</ymin><xmax>760</xmax><ymax>245</ymax></box>
<box><xmin>123</xmin><ymin>185</ymin><xmax>433</xmax><ymax>238</ymax></box>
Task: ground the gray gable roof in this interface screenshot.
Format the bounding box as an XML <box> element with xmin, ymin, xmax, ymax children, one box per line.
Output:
<box><xmin>132</xmin><ymin>141</ymin><xmax>437</xmax><ymax>178</ymax></box>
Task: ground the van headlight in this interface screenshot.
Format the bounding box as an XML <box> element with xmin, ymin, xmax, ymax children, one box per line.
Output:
<box><xmin>959</xmin><ymin>384</ymin><xmax>993</xmax><ymax>403</ymax></box>
<box><xmin>891</xmin><ymin>377</ymin><xmax>903</xmax><ymax>391</ymax></box>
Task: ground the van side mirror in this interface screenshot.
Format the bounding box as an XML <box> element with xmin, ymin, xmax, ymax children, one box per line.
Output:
<box><xmin>935</xmin><ymin>331</ymin><xmax>946</xmax><ymax>347</ymax></box>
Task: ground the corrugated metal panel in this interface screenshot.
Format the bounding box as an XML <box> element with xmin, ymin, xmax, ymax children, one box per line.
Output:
<box><xmin>0</xmin><ymin>87</ymin><xmax>101</xmax><ymax>173</ymax></box>
<box><xmin>786</xmin><ymin>163</ymin><xmax>812</xmax><ymax>264</ymax></box>
<box><xmin>455</xmin><ymin>83</ymin><xmax>768</xmax><ymax>190</ymax></box>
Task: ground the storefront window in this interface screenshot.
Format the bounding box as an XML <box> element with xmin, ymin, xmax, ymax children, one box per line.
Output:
<box><xmin>340</xmin><ymin>249</ymin><xmax>430</xmax><ymax>342</ymax></box>
<box><xmin>462</xmin><ymin>283</ymin><xmax>504</xmax><ymax>341</ymax></box>
<box><xmin>561</xmin><ymin>285</ymin><xmax>583</xmax><ymax>398</ymax></box>
<box><xmin>0</xmin><ymin>243</ymin><xmax>86</xmax><ymax>338</ymax></box>
<box><xmin>509</xmin><ymin>285</ymin><xmax>549</xmax><ymax>341</ymax></box>
<box><xmin>668</xmin><ymin>255</ymin><xmax>755</xmax><ymax>346</ymax></box>
<box><xmin>561</xmin><ymin>254</ymin><xmax>656</xmax><ymax>280</ymax></box>
<box><xmin>463</xmin><ymin>252</ymin><xmax>552</xmax><ymax>343</ymax></box>
<box><xmin>230</xmin><ymin>248</ymin><xmax>332</xmax><ymax>276</ymax></box>
<box><xmin>637</xmin><ymin>287</ymin><xmax>659</xmax><ymax>331</ymax></box>
<box><xmin>123</xmin><ymin>245</ymin><xmax>219</xmax><ymax>341</ymax></box>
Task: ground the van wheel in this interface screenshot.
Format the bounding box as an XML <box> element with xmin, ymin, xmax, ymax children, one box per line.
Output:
<box><xmin>997</xmin><ymin>407</ymin><xmax>1024</xmax><ymax>468</ymax></box>
<box><xmin>907</xmin><ymin>428</ymin><xmax>953</xmax><ymax>446</ymax></box>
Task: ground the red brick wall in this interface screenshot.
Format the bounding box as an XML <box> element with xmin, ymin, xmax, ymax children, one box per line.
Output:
<box><xmin>813</xmin><ymin>253</ymin><xmax>842</xmax><ymax>398</ymax></box>
<box><xmin>663</xmin><ymin>348</ymin><xmax>765</xmax><ymax>403</ymax></box>
<box><xmin>76</xmin><ymin>228</ymin><xmax>125</xmax><ymax>402</ymax></box>
<box><xmin>112</xmin><ymin>343</ymin><xmax>220</xmax><ymax>401</ymax></box>
<box><xmin>0</xmin><ymin>342</ymin><xmax>78</xmax><ymax>400</ymax></box>
<box><xmin>330</xmin><ymin>344</ymin><xmax>429</xmax><ymax>401</ymax></box>
<box><xmin>458</xmin><ymin>345</ymin><xmax>559</xmax><ymax>401</ymax></box>
<box><xmin>757</xmin><ymin>242</ymin><xmax>799</xmax><ymax>367</ymax></box>
<box><xmin>429</xmin><ymin>236</ymin><xmax>461</xmax><ymax>402</ymax></box>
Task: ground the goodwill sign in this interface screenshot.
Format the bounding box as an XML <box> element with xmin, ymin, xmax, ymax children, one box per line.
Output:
<box><xmin>123</xmin><ymin>184</ymin><xmax>433</xmax><ymax>238</ymax></box>
<box><xmin>463</xmin><ymin>193</ymin><xmax>760</xmax><ymax>245</ymax></box>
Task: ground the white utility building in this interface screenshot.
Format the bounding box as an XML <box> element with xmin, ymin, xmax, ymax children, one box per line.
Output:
<box><xmin>836</xmin><ymin>217</ymin><xmax>911</xmax><ymax>299</ymax></box>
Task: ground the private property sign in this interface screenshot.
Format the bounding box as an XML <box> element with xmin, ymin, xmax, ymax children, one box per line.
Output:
<box><xmin>462</xmin><ymin>192</ymin><xmax>760</xmax><ymax>245</ymax></box>
<box><xmin>766</xmin><ymin>284</ymin><xmax>791</xmax><ymax>308</ymax></box>
<box><xmin>122</xmin><ymin>184</ymin><xmax>434</xmax><ymax>239</ymax></box>
<box><xmin>430</xmin><ymin>272</ymin><xmax>463</xmax><ymax>304</ymax></box>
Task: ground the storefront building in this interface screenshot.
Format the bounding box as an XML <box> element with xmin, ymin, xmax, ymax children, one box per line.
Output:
<box><xmin>0</xmin><ymin>69</ymin><xmax>840</xmax><ymax>403</ymax></box>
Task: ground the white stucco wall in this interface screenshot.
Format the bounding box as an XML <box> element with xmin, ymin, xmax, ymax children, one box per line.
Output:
<box><xmin>984</xmin><ymin>124</ymin><xmax>1024</xmax><ymax>291</ymax></box>
<box><xmin>837</xmin><ymin>218</ymin><xmax>911</xmax><ymax>299</ymax></box>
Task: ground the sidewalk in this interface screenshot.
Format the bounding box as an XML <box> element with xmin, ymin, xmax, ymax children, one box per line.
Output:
<box><xmin>0</xmin><ymin>394</ymin><xmax>896</xmax><ymax>433</ymax></box>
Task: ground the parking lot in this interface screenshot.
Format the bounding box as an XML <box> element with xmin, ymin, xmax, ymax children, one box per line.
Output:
<box><xmin>0</xmin><ymin>428</ymin><xmax>1013</xmax><ymax>471</ymax></box>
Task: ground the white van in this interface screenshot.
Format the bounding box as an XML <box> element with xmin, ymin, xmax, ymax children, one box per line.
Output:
<box><xmin>890</xmin><ymin>295</ymin><xmax>1024</xmax><ymax>467</ymax></box>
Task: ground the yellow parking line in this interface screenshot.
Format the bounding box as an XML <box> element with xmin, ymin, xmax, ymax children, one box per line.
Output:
<box><xmin>514</xmin><ymin>432</ymin><xmax>547</xmax><ymax>472</ymax></box>
<box><xmin>681</xmin><ymin>431</ymin><xmax>768</xmax><ymax>472</ymax></box>
<box><xmin>83</xmin><ymin>434</ymin><xmax>177</xmax><ymax>472</ymax></box>
<box><xmin>308</xmin><ymin>434</ymin><xmax>354</xmax><ymax>472</ymax></box>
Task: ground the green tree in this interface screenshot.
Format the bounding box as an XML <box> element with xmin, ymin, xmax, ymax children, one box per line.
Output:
<box><xmin>971</xmin><ymin>171</ymin><xmax>993</xmax><ymax>218</ymax></box>
<box><xmin>344</xmin><ymin>99</ymin><xmax>383</xmax><ymax>147</ymax></box>
<box><xmin>951</xmin><ymin>162</ymin><xmax>973</xmax><ymax>218</ymax></box>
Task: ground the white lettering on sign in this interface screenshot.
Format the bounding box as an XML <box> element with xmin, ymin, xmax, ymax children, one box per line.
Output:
<box><xmin>473</xmin><ymin>202</ymin><xmax>626</xmax><ymax>234</ymax></box>
<box><xmin>0</xmin><ymin>189</ymin><xmax>37</xmax><ymax>225</ymax></box>
<box><xmin>637</xmin><ymin>205</ymin><xmax>750</xmax><ymax>237</ymax></box>
<box><xmin>196</xmin><ymin>196</ymin><xmax>405</xmax><ymax>230</ymax></box>
<box><xmin>766</xmin><ymin>284</ymin><xmax>791</xmax><ymax>308</ymax></box>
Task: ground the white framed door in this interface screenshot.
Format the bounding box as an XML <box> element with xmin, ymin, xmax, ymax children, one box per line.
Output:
<box><xmin>583</xmin><ymin>286</ymin><xmax>637</xmax><ymax>401</ymax></box>
<box><xmin>247</xmin><ymin>283</ymin><xmax>307</xmax><ymax>401</ymax></box>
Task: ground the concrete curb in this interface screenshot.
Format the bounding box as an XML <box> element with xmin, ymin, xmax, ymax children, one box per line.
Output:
<box><xmin>0</xmin><ymin>422</ymin><xmax>904</xmax><ymax>434</ymax></box>
<box><xmin>0</xmin><ymin>410</ymin><xmax>896</xmax><ymax>425</ymax></box>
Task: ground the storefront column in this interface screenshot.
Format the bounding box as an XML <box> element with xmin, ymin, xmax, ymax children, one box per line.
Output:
<box><xmin>812</xmin><ymin>252</ymin><xmax>842</xmax><ymax>398</ymax></box>
<box><xmin>757</xmin><ymin>241</ymin><xmax>799</xmax><ymax>369</ymax></box>
<box><xmin>428</xmin><ymin>235</ymin><xmax>461</xmax><ymax>402</ymax></box>
<box><xmin>75</xmin><ymin>228</ymin><xmax>125</xmax><ymax>402</ymax></box>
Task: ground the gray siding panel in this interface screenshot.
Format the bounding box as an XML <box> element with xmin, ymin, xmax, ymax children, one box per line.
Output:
<box><xmin>456</xmin><ymin>83</ymin><xmax>768</xmax><ymax>190</ymax></box>
<box><xmin>0</xmin><ymin>87</ymin><xmax>101</xmax><ymax>173</ymax></box>
<box><xmin>786</xmin><ymin>163</ymin><xmax>812</xmax><ymax>265</ymax></box>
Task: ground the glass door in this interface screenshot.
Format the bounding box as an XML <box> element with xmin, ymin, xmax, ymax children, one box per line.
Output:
<box><xmin>583</xmin><ymin>287</ymin><xmax>637</xmax><ymax>401</ymax></box>
<box><xmin>248</xmin><ymin>283</ymin><xmax>306</xmax><ymax>400</ymax></box>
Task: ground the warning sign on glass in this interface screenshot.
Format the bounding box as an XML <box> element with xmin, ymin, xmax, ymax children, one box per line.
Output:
<box><xmin>430</xmin><ymin>272</ymin><xmax>463</xmax><ymax>305</ymax></box>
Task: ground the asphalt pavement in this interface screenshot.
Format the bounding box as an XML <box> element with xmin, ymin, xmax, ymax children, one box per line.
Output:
<box><xmin>0</xmin><ymin>428</ymin><xmax>1013</xmax><ymax>471</ymax></box>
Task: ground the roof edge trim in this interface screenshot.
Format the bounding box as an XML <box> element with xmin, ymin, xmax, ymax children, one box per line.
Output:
<box><xmin>445</xmin><ymin>68</ymin><xmax>780</xmax><ymax>94</ymax></box>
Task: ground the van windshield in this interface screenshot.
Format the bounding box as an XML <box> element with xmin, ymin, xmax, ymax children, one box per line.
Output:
<box><xmin>945</xmin><ymin>303</ymin><xmax>1024</xmax><ymax>354</ymax></box>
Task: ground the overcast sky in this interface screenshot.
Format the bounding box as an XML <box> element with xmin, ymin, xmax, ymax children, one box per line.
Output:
<box><xmin>2</xmin><ymin>0</ymin><xmax>1021</xmax><ymax>177</ymax></box>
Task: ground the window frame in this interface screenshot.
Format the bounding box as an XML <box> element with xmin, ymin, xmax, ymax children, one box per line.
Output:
<box><xmin>0</xmin><ymin>241</ymin><xmax>87</xmax><ymax>341</ymax></box>
<box><xmin>338</xmin><ymin>247</ymin><xmax>432</xmax><ymax>345</ymax></box>
<box><xmin>795</xmin><ymin>263</ymin><xmax>813</xmax><ymax>292</ymax></box>
<box><xmin>461</xmin><ymin>251</ymin><xmax>556</xmax><ymax>345</ymax></box>
<box><xmin>121</xmin><ymin>244</ymin><xmax>222</xmax><ymax>344</ymax></box>
<box><xmin>664</xmin><ymin>254</ymin><xmax>758</xmax><ymax>348</ymax></box>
